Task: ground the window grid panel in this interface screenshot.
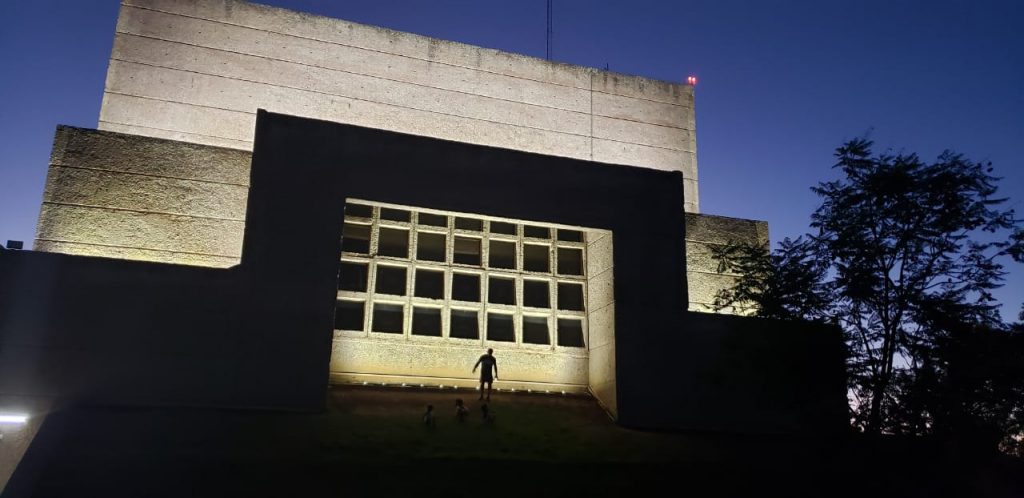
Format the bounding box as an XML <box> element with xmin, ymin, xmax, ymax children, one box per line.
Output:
<box><xmin>339</xmin><ymin>200</ymin><xmax>591</xmax><ymax>352</ymax></box>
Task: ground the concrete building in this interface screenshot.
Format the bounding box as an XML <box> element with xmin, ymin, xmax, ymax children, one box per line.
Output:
<box><xmin>1</xmin><ymin>4</ymin><xmax>844</xmax><ymax>481</ymax></box>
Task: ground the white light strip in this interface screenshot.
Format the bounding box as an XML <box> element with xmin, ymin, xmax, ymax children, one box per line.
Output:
<box><xmin>0</xmin><ymin>414</ymin><xmax>29</xmax><ymax>424</ymax></box>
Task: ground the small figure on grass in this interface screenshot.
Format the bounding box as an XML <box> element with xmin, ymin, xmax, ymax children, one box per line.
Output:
<box><xmin>423</xmin><ymin>404</ymin><xmax>436</xmax><ymax>428</ymax></box>
<box><xmin>472</xmin><ymin>348</ymin><xmax>498</xmax><ymax>401</ymax></box>
<box><xmin>455</xmin><ymin>398</ymin><xmax>469</xmax><ymax>423</ymax></box>
<box><xmin>480</xmin><ymin>402</ymin><xmax>495</xmax><ymax>424</ymax></box>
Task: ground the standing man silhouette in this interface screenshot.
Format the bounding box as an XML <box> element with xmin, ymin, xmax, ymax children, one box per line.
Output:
<box><xmin>472</xmin><ymin>348</ymin><xmax>498</xmax><ymax>401</ymax></box>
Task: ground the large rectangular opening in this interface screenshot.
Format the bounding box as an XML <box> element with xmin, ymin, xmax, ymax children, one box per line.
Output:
<box><xmin>329</xmin><ymin>199</ymin><xmax>612</xmax><ymax>395</ymax></box>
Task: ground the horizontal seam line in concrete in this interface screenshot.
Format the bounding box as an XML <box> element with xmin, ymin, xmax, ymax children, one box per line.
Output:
<box><xmin>98</xmin><ymin>120</ymin><xmax>253</xmax><ymax>147</ymax></box>
<box><xmin>123</xmin><ymin>4</ymin><xmax>690</xmax><ymax>108</ymax></box>
<box><xmin>589</xmin><ymin>300</ymin><xmax>615</xmax><ymax>317</ymax></box>
<box><xmin>35</xmin><ymin>238</ymin><xmax>240</xmax><ymax>260</ymax></box>
<box><xmin>49</xmin><ymin>163</ymin><xmax>250</xmax><ymax>188</ymax></box>
<box><xmin>40</xmin><ymin>200</ymin><xmax>246</xmax><ymax>223</ymax></box>
<box><xmin>113</xmin><ymin>34</ymin><xmax>694</xmax><ymax>135</ymax></box>
<box><xmin>103</xmin><ymin>89</ymin><xmax>693</xmax><ymax>155</ymax></box>
<box><xmin>686</xmin><ymin>269</ymin><xmax>742</xmax><ymax>278</ymax></box>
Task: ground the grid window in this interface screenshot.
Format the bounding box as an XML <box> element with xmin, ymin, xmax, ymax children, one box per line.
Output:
<box><xmin>379</xmin><ymin>228</ymin><xmax>409</xmax><ymax>258</ymax></box>
<box><xmin>490</xmin><ymin>221</ymin><xmax>517</xmax><ymax>235</ymax></box>
<box><xmin>342</xmin><ymin>223</ymin><xmax>370</xmax><ymax>254</ymax></box>
<box><xmin>380</xmin><ymin>208</ymin><xmax>411</xmax><ymax>222</ymax></box>
<box><xmin>373</xmin><ymin>304</ymin><xmax>404</xmax><ymax>333</ymax></box>
<box><xmin>488</xmin><ymin>277</ymin><xmax>516</xmax><ymax>305</ymax></box>
<box><xmin>452</xmin><ymin>273</ymin><xmax>481</xmax><ymax>302</ymax></box>
<box><xmin>335</xmin><ymin>300</ymin><xmax>364</xmax><ymax>330</ymax></box>
<box><xmin>523</xmin><ymin>280</ymin><xmax>550</xmax><ymax>308</ymax></box>
<box><xmin>454</xmin><ymin>237</ymin><xmax>481</xmax><ymax>266</ymax></box>
<box><xmin>345</xmin><ymin>203</ymin><xmax>373</xmax><ymax>219</ymax></box>
<box><xmin>558</xmin><ymin>318</ymin><xmax>585</xmax><ymax>347</ymax></box>
<box><xmin>522</xmin><ymin>316</ymin><xmax>550</xmax><ymax>345</ymax></box>
<box><xmin>557</xmin><ymin>229</ymin><xmax>583</xmax><ymax>242</ymax></box>
<box><xmin>375</xmin><ymin>266</ymin><xmax>407</xmax><ymax>296</ymax></box>
<box><xmin>418</xmin><ymin>213</ymin><xmax>447</xmax><ymax>227</ymax></box>
<box><xmin>557</xmin><ymin>247</ymin><xmax>583</xmax><ymax>275</ymax></box>
<box><xmin>455</xmin><ymin>218</ymin><xmax>483</xmax><ymax>231</ymax></box>
<box><xmin>339</xmin><ymin>200</ymin><xmax>590</xmax><ymax>357</ymax></box>
<box><xmin>489</xmin><ymin>240</ymin><xmax>516</xmax><ymax>269</ymax></box>
<box><xmin>338</xmin><ymin>261</ymin><xmax>369</xmax><ymax>292</ymax></box>
<box><xmin>524</xmin><ymin>226</ymin><xmax>550</xmax><ymax>239</ymax></box>
<box><xmin>557</xmin><ymin>282</ymin><xmax>585</xmax><ymax>311</ymax></box>
<box><xmin>523</xmin><ymin>244</ymin><xmax>549</xmax><ymax>273</ymax></box>
<box><xmin>412</xmin><ymin>307</ymin><xmax>442</xmax><ymax>336</ymax></box>
<box><xmin>487</xmin><ymin>313</ymin><xmax>515</xmax><ymax>342</ymax></box>
<box><xmin>414</xmin><ymin>269</ymin><xmax>444</xmax><ymax>299</ymax></box>
<box><xmin>417</xmin><ymin>232</ymin><xmax>446</xmax><ymax>262</ymax></box>
<box><xmin>450</xmin><ymin>310</ymin><xmax>479</xmax><ymax>339</ymax></box>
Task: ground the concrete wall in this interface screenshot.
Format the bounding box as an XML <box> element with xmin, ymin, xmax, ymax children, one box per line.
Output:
<box><xmin>100</xmin><ymin>0</ymin><xmax>699</xmax><ymax>213</ymax></box>
<box><xmin>586</xmin><ymin>230</ymin><xmax>617</xmax><ymax>418</ymax></box>
<box><xmin>685</xmin><ymin>213</ymin><xmax>769</xmax><ymax>313</ymax></box>
<box><xmin>35</xmin><ymin>126</ymin><xmax>250</xmax><ymax>267</ymax></box>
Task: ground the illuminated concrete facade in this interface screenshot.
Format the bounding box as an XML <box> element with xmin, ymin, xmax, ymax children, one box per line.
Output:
<box><xmin>26</xmin><ymin>1</ymin><xmax>780</xmax><ymax>417</ymax></box>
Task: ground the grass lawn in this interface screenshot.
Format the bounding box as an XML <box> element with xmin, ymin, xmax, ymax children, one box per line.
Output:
<box><xmin>10</xmin><ymin>386</ymin><xmax>1023</xmax><ymax>497</ymax></box>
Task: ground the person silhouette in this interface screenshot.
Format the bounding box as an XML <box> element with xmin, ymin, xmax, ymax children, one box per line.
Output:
<box><xmin>454</xmin><ymin>398</ymin><xmax>469</xmax><ymax>422</ymax></box>
<box><xmin>472</xmin><ymin>348</ymin><xmax>498</xmax><ymax>401</ymax></box>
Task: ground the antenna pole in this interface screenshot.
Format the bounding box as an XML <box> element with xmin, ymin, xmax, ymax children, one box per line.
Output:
<box><xmin>546</xmin><ymin>0</ymin><xmax>553</xmax><ymax>60</ymax></box>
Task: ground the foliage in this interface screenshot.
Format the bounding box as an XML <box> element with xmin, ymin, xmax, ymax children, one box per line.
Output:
<box><xmin>710</xmin><ymin>236</ymin><xmax>833</xmax><ymax>321</ymax></box>
<box><xmin>713</xmin><ymin>138</ymin><xmax>1024</xmax><ymax>443</ymax></box>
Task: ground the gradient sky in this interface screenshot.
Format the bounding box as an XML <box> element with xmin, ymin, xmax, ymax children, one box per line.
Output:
<box><xmin>1</xmin><ymin>0</ymin><xmax>1021</xmax><ymax>317</ymax></box>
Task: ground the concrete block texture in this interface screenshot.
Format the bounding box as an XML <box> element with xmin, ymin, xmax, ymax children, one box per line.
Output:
<box><xmin>684</xmin><ymin>213</ymin><xmax>769</xmax><ymax>313</ymax></box>
<box><xmin>35</xmin><ymin>126</ymin><xmax>250</xmax><ymax>267</ymax></box>
<box><xmin>100</xmin><ymin>0</ymin><xmax>699</xmax><ymax>210</ymax></box>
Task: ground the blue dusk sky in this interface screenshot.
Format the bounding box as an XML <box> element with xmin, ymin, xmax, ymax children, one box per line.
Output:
<box><xmin>1</xmin><ymin>1</ymin><xmax>1021</xmax><ymax>317</ymax></box>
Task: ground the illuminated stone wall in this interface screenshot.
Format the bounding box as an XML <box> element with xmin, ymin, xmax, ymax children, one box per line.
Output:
<box><xmin>100</xmin><ymin>0</ymin><xmax>699</xmax><ymax>212</ymax></box>
<box><xmin>35</xmin><ymin>126</ymin><xmax>250</xmax><ymax>266</ymax></box>
<box><xmin>685</xmin><ymin>213</ymin><xmax>769</xmax><ymax>313</ymax></box>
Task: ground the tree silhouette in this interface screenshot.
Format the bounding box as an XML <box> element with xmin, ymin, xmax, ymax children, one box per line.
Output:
<box><xmin>714</xmin><ymin>138</ymin><xmax>1024</xmax><ymax>440</ymax></box>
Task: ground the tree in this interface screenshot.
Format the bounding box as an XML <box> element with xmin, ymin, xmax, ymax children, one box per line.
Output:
<box><xmin>714</xmin><ymin>138</ymin><xmax>1024</xmax><ymax>437</ymax></box>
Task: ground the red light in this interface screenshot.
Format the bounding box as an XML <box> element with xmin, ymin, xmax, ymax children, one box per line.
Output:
<box><xmin>687</xmin><ymin>75</ymin><xmax>697</xmax><ymax>86</ymax></box>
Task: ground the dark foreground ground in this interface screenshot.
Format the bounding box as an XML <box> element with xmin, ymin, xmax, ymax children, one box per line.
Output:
<box><xmin>5</xmin><ymin>386</ymin><xmax>1023</xmax><ymax>497</ymax></box>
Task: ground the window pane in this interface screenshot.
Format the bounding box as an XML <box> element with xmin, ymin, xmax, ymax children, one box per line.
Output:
<box><xmin>557</xmin><ymin>319</ymin><xmax>585</xmax><ymax>347</ymax></box>
<box><xmin>334</xmin><ymin>300</ymin><xmax>364</xmax><ymax>330</ymax></box>
<box><xmin>557</xmin><ymin>282</ymin><xmax>585</xmax><ymax>311</ymax></box>
<box><xmin>379</xmin><ymin>228</ymin><xmax>409</xmax><ymax>258</ymax></box>
<box><xmin>412</xmin><ymin>307</ymin><xmax>442</xmax><ymax>336</ymax></box>
<box><xmin>524</xmin><ymin>226</ymin><xmax>550</xmax><ymax>239</ymax></box>
<box><xmin>522</xmin><ymin>316</ymin><xmax>549</xmax><ymax>345</ymax></box>
<box><xmin>455</xmin><ymin>218</ymin><xmax>483</xmax><ymax>231</ymax></box>
<box><xmin>372</xmin><ymin>304</ymin><xmax>404</xmax><ymax>334</ymax></box>
<box><xmin>375</xmin><ymin>266</ymin><xmax>407</xmax><ymax>296</ymax></box>
<box><xmin>419</xmin><ymin>213</ymin><xmax>447</xmax><ymax>227</ymax></box>
<box><xmin>557</xmin><ymin>247</ymin><xmax>583</xmax><ymax>275</ymax></box>
<box><xmin>338</xmin><ymin>261</ymin><xmax>369</xmax><ymax>292</ymax></box>
<box><xmin>523</xmin><ymin>244</ymin><xmax>549</xmax><ymax>272</ymax></box>
<box><xmin>417</xmin><ymin>232</ymin><xmax>446</xmax><ymax>262</ymax></box>
<box><xmin>487</xmin><ymin>313</ymin><xmax>515</xmax><ymax>342</ymax></box>
<box><xmin>342</xmin><ymin>223</ymin><xmax>370</xmax><ymax>254</ymax></box>
<box><xmin>557</xmin><ymin>229</ymin><xmax>583</xmax><ymax>242</ymax></box>
<box><xmin>380</xmin><ymin>208</ymin><xmax>410</xmax><ymax>222</ymax></box>
<box><xmin>452</xmin><ymin>273</ymin><xmax>481</xmax><ymax>302</ymax></box>
<box><xmin>523</xmin><ymin>280</ymin><xmax>550</xmax><ymax>308</ymax></box>
<box><xmin>489</xmin><ymin>240</ymin><xmax>516</xmax><ymax>269</ymax></box>
<box><xmin>488</xmin><ymin>277</ymin><xmax>516</xmax><ymax>305</ymax></box>
<box><xmin>414</xmin><ymin>269</ymin><xmax>444</xmax><ymax>299</ymax></box>
<box><xmin>449</xmin><ymin>310</ymin><xmax>479</xmax><ymax>339</ymax></box>
<box><xmin>490</xmin><ymin>221</ymin><xmax>517</xmax><ymax>235</ymax></box>
<box><xmin>454</xmin><ymin>237</ymin><xmax>481</xmax><ymax>266</ymax></box>
<box><xmin>345</xmin><ymin>203</ymin><xmax>373</xmax><ymax>218</ymax></box>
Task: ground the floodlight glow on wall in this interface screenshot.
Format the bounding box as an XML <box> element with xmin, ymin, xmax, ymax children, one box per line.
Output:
<box><xmin>0</xmin><ymin>414</ymin><xmax>29</xmax><ymax>425</ymax></box>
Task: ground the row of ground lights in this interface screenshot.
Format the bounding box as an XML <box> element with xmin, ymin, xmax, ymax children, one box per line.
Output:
<box><xmin>357</xmin><ymin>381</ymin><xmax>569</xmax><ymax>395</ymax></box>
